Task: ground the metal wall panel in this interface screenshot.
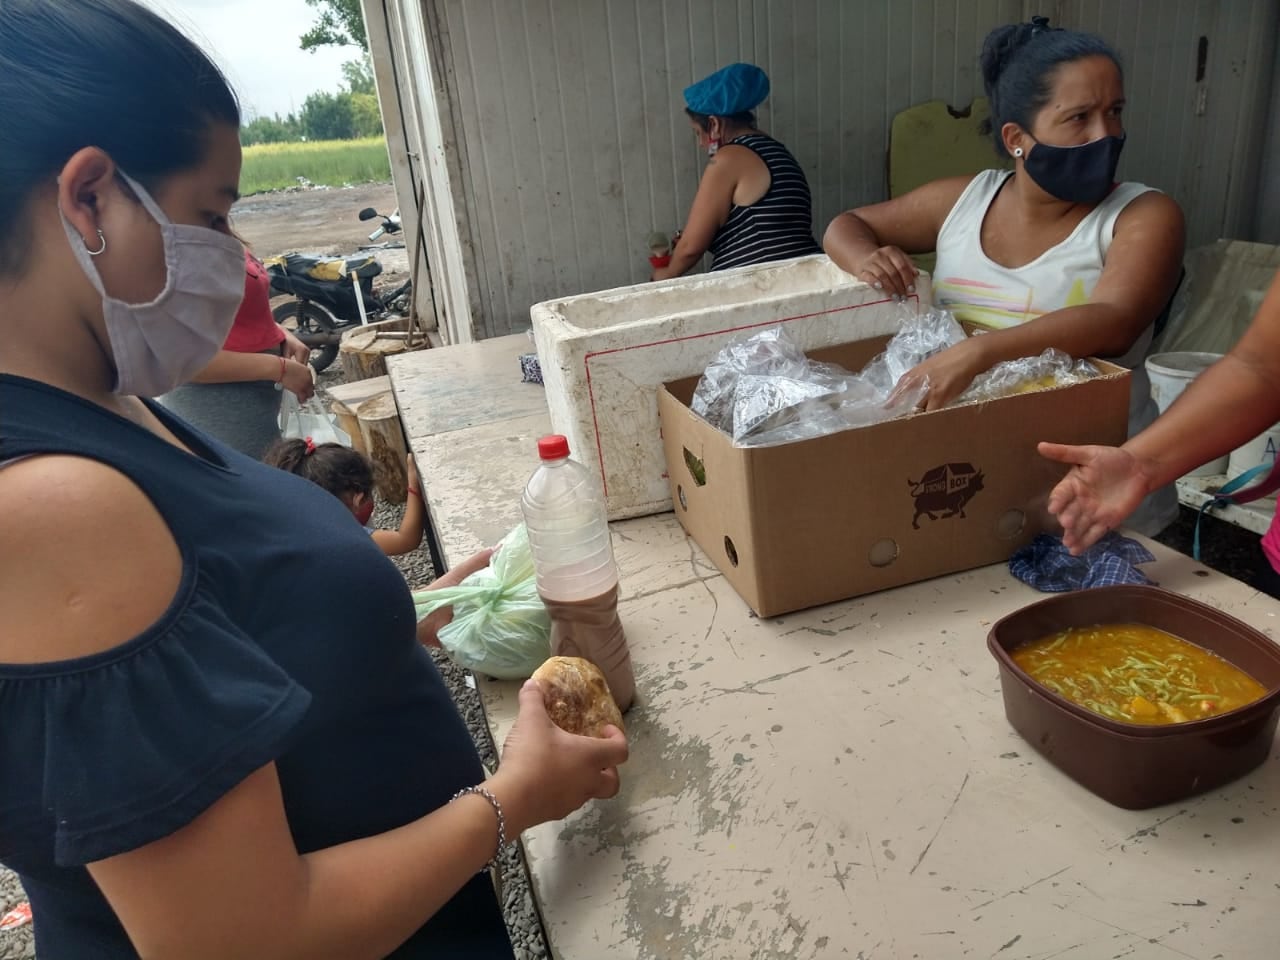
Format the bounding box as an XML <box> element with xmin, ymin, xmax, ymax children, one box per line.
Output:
<box><xmin>1256</xmin><ymin>26</ymin><xmax>1280</xmax><ymax>245</ymax></box>
<box><xmin>1052</xmin><ymin>0</ymin><xmax>1279</xmax><ymax>248</ymax></box>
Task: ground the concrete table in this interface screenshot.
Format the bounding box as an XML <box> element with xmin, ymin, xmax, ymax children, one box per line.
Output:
<box><xmin>389</xmin><ymin>339</ymin><xmax>1280</xmax><ymax>960</ymax></box>
<box><xmin>387</xmin><ymin>335</ymin><xmax>544</xmax><ymax>572</ymax></box>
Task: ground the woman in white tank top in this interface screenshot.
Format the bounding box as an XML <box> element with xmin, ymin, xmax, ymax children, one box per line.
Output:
<box><xmin>824</xmin><ymin>17</ymin><xmax>1184</xmax><ymax>536</ymax></box>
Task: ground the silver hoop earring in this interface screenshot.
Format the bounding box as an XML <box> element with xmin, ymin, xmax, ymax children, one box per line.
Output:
<box><xmin>86</xmin><ymin>229</ymin><xmax>107</xmax><ymax>257</ymax></box>
<box><xmin>1013</xmin><ymin>147</ymin><xmax>1024</xmax><ymax>158</ymax></box>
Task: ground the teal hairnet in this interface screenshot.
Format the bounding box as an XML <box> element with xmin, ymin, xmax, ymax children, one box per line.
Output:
<box><xmin>683</xmin><ymin>63</ymin><xmax>770</xmax><ymax>115</ymax></box>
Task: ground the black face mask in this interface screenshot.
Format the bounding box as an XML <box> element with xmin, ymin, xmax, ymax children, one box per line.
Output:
<box><xmin>1021</xmin><ymin>134</ymin><xmax>1126</xmax><ymax>204</ymax></box>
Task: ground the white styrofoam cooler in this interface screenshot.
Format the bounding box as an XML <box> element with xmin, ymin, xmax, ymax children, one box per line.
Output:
<box><xmin>531</xmin><ymin>254</ymin><xmax>934</xmax><ymax>520</ymax></box>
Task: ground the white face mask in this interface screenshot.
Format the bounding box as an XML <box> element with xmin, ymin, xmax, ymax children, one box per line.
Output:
<box><xmin>61</xmin><ymin>171</ymin><xmax>245</xmax><ymax>397</ymax></box>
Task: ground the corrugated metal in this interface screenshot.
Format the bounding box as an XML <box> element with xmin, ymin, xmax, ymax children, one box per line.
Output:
<box><xmin>1052</xmin><ymin>0</ymin><xmax>1279</xmax><ymax>247</ymax></box>
<box><xmin>422</xmin><ymin>0</ymin><xmax>1272</xmax><ymax>337</ymax></box>
<box><xmin>1256</xmin><ymin>29</ymin><xmax>1280</xmax><ymax>245</ymax></box>
<box><xmin>362</xmin><ymin>0</ymin><xmax>487</xmax><ymax>343</ymax></box>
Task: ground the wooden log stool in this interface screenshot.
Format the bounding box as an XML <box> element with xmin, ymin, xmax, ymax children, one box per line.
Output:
<box><xmin>328</xmin><ymin>375</ymin><xmax>392</xmax><ymax>457</ymax></box>
<box><xmin>356</xmin><ymin>393</ymin><xmax>409</xmax><ymax>505</ymax></box>
<box><xmin>338</xmin><ymin>316</ymin><xmax>414</xmax><ymax>382</ymax></box>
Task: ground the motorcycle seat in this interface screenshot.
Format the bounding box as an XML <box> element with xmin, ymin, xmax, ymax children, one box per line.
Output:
<box><xmin>263</xmin><ymin>253</ymin><xmax>383</xmax><ymax>283</ymax></box>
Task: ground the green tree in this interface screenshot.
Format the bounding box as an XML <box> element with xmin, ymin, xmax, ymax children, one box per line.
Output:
<box><xmin>350</xmin><ymin>93</ymin><xmax>383</xmax><ymax>138</ymax></box>
<box><xmin>295</xmin><ymin>23</ymin><xmax>385</xmax><ymax>142</ymax></box>
<box><xmin>242</xmin><ymin>113</ymin><xmax>302</xmax><ymax>145</ymax></box>
<box><xmin>342</xmin><ymin>56</ymin><xmax>376</xmax><ymax>96</ymax></box>
<box><xmin>300</xmin><ymin>91</ymin><xmax>358</xmax><ymax>141</ymax></box>
<box><xmin>301</xmin><ymin>0</ymin><xmax>366</xmax><ymax>50</ymax></box>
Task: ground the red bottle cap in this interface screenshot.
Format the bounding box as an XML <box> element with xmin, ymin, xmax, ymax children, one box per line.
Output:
<box><xmin>537</xmin><ymin>435</ymin><xmax>570</xmax><ymax>460</ymax></box>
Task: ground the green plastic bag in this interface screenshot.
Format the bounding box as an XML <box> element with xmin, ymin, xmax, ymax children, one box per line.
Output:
<box><xmin>412</xmin><ymin>524</ymin><xmax>551</xmax><ymax>679</ymax></box>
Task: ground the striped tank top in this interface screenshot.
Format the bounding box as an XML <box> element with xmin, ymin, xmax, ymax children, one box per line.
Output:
<box><xmin>707</xmin><ymin>134</ymin><xmax>821</xmax><ymax>271</ymax></box>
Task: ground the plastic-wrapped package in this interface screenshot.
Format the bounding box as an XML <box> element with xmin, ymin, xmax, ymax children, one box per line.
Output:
<box><xmin>880</xmin><ymin>307</ymin><xmax>967</xmax><ymax>384</ymax></box>
<box><xmin>693</xmin><ymin>308</ymin><xmax>962</xmax><ymax>446</ymax></box>
<box><xmin>735</xmin><ymin>375</ymin><xmax>851</xmax><ymax>445</ymax></box>
<box><xmin>688</xmin><ymin>308</ymin><xmax>1100</xmax><ymax>448</ymax></box>
<box><xmin>691</xmin><ymin>326</ymin><xmax>815</xmax><ymax>434</ymax></box>
<box><xmin>744</xmin><ymin>373</ymin><xmax>922</xmax><ymax>446</ymax></box>
<box><xmin>960</xmin><ymin>348</ymin><xmax>1098</xmax><ymax>403</ymax></box>
<box><xmin>729</xmin><ymin>359</ymin><xmax>856</xmax><ymax>443</ymax></box>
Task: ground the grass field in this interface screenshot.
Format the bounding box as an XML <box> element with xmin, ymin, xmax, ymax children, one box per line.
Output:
<box><xmin>240</xmin><ymin>137</ymin><xmax>392</xmax><ymax>195</ymax></box>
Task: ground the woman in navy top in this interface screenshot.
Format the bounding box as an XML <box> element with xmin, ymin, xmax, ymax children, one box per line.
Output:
<box><xmin>0</xmin><ymin>2</ymin><xmax>627</xmax><ymax>958</ymax></box>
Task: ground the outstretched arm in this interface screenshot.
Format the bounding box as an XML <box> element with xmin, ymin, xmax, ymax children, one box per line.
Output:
<box><xmin>1042</xmin><ymin>267</ymin><xmax>1280</xmax><ymax>552</ymax></box>
<box><xmin>189</xmin><ymin>350</ymin><xmax>315</xmax><ymax>402</ymax></box>
<box><xmin>652</xmin><ymin>148</ymin><xmax>744</xmax><ymax>280</ymax></box>
<box><xmin>896</xmin><ymin>191</ymin><xmax>1186</xmax><ymax>411</ymax></box>
<box><xmin>372</xmin><ymin>456</ymin><xmax>425</xmax><ymax>556</ymax></box>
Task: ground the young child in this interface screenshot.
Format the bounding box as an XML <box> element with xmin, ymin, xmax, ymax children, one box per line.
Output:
<box><xmin>262</xmin><ymin>437</ymin><xmax>494</xmax><ymax>646</ymax></box>
<box><xmin>263</xmin><ymin>436</ymin><xmax>425</xmax><ymax>556</ymax></box>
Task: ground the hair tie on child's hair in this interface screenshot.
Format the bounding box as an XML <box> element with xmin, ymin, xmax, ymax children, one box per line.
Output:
<box><xmin>304</xmin><ymin>437</ymin><xmax>316</xmax><ymax>455</ymax></box>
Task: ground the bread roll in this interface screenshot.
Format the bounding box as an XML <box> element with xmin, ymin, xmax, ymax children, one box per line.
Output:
<box><xmin>531</xmin><ymin>656</ymin><xmax>625</xmax><ymax>737</ymax></box>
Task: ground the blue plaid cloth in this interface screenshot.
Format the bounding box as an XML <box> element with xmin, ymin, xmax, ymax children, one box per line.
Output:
<box><xmin>519</xmin><ymin>353</ymin><xmax>543</xmax><ymax>385</ymax></box>
<box><xmin>1009</xmin><ymin>533</ymin><xmax>1155</xmax><ymax>592</ymax></box>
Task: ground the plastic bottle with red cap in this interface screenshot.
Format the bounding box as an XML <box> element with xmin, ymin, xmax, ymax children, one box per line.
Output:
<box><xmin>521</xmin><ymin>434</ymin><xmax>634</xmax><ymax>711</ymax></box>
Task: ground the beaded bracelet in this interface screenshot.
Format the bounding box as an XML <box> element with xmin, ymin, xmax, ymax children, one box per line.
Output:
<box><xmin>450</xmin><ymin>784</ymin><xmax>507</xmax><ymax>871</ymax></box>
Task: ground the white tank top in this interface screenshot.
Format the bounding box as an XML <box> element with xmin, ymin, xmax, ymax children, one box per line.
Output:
<box><xmin>933</xmin><ymin>169</ymin><xmax>1178</xmax><ymax>535</ymax></box>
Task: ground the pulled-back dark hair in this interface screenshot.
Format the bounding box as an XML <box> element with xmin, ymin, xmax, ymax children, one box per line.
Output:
<box><xmin>0</xmin><ymin>0</ymin><xmax>241</xmax><ymax>274</ymax></box>
<box><xmin>263</xmin><ymin>439</ymin><xmax>374</xmax><ymax>501</ymax></box>
<box><xmin>685</xmin><ymin>108</ymin><xmax>757</xmax><ymax>131</ymax></box>
<box><xmin>979</xmin><ymin>16</ymin><xmax>1121</xmax><ymax>157</ymax></box>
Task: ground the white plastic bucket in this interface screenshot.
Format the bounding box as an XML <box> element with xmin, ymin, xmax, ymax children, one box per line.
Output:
<box><xmin>1227</xmin><ymin>424</ymin><xmax>1280</xmax><ymax>499</ymax></box>
<box><xmin>1144</xmin><ymin>352</ymin><xmax>1228</xmax><ymax>477</ymax></box>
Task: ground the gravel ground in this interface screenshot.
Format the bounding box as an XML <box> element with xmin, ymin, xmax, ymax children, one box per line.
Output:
<box><xmin>0</xmin><ymin>870</ymin><xmax>30</xmax><ymax>960</ymax></box>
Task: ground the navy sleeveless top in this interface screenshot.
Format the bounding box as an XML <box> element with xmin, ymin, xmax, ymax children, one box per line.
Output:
<box><xmin>0</xmin><ymin>375</ymin><xmax>512</xmax><ymax>958</ymax></box>
<box><xmin>707</xmin><ymin>134</ymin><xmax>822</xmax><ymax>271</ymax></box>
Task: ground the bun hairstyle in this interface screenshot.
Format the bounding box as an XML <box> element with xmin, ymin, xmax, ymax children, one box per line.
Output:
<box><xmin>979</xmin><ymin>15</ymin><xmax>1121</xmax><ymax>157</ymax></box>
<box><xmin>0</xmin><ymin>0</ymin><xmax>240</xmax><ymax>275</ymax></box>
<box><xmin>263</xmin><ymin>438</ymin><xmax>374</xmax><ymax>501</ymax></box>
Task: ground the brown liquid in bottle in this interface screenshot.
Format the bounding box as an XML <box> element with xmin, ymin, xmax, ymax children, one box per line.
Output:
<box><xmin>538</xmin><ymin>584</ymin><xmax>635</xmax><ymax>712</ymax></box>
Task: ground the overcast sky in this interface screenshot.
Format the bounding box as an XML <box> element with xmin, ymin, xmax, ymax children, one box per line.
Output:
<box><xmin>137</xmin><ymin>0</ymin><xmax>352</xmax><ymax>120</ymax></box>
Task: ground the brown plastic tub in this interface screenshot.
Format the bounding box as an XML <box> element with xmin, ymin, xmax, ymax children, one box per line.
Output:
<box><xmin>988</xmin><ymin>585</ymin><xmax>1280</xmax><ymax>809</ymax></box>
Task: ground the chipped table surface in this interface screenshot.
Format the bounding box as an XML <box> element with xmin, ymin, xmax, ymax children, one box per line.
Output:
<box><xmin>390</xmin><ymin>337</ymin><xmax>1280</xmax><ymax>960</ymax></box>
<box><xmin>389</xmin><ymin>332</ymin><xmax>543</xmax><ymax>438</ymax></box>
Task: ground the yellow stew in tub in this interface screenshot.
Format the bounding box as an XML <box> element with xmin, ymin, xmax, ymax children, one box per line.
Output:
<box><xmin>1012</xmin><ymin>624</ymin><xmax>1266</xmax><ymax>725</ymax></box>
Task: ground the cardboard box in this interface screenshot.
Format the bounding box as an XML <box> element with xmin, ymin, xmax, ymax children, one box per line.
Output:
<box><xmin>532</xmin><ymin>255</ymin><xmax>932</xmax><ymax>521</ymax></box>
<box><xmin>658</xmin><ymin>337</ymin><xmax>1131</xmax><ymax>617</ymax></box>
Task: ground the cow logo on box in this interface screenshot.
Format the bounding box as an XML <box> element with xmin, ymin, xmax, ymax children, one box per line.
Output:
<box><xmin>909</xmin><ymin>462</ymin><xmax>985</xmax><ymax>530</ymax></box>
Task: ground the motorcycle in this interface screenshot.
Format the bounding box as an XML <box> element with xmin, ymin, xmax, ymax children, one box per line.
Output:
<box><xmin>267</xmin><ymin>209</ymin><xmax>412</xmax><ymax>373</ymax></box>
<box><xmin>359</xmin><ymin>206</ymin><xmax>403</xmax><ymax>248</ymax></box>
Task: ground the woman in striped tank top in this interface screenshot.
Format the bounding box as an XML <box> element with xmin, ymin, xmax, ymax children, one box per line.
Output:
<box><xmin>652</xmin><ymin>63</ymin><xmax>821</xmax><ymax>280</ymax></box>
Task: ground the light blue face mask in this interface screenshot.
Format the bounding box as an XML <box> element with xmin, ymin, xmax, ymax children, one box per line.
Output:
<box><xmin>61</xmin><ymin>171</ymin><xmax>245</xmax><ymax>397</ymax></box>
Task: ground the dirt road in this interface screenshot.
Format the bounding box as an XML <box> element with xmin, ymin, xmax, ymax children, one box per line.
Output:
<box><xmin>233</xmin><ymin>182</ymin><xmax>409</xmax><ymax>281</ymax></box>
